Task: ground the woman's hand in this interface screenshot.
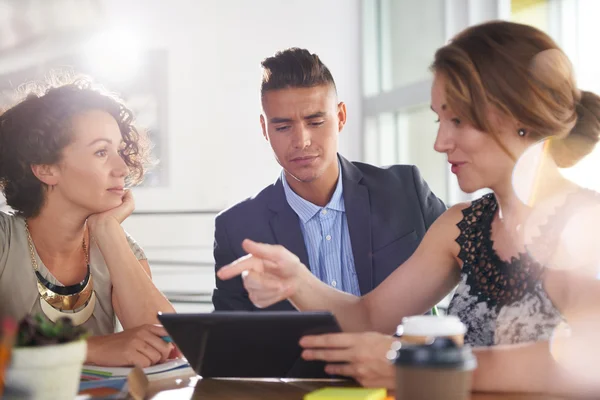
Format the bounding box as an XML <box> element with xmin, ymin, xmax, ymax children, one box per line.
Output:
<box><xmin>300</xmin><ymin>332</ymin><xmax>397</xmax><ymax>389</ymax></box>
<box><xmin>217</xmin><ymin>239</ymin><xmax>311</xmax><ymax>308</ymax></box>
<box><xmin>87</xmin><ymin>190</ymin><xmax>135</xmax><ymax>234</ymax></box>
<box><xmin>86</xmin><ymin>324</ymin><xmax>177</xmax><ymax>368</ymax></box>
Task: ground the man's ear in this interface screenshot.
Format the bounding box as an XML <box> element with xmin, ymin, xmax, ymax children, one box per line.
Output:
<box><xmin>260</xmin><ymin>114</ymin><xmax>269</xmax><ymax>142</ymax></box>
<box><xmin>31</xmin><ymin>164</ymin><xmax>59</xmax><ymax>187</ymax></box>
<box><xmin>337</xmin><ymin>102</ymin><xmax>347</xmax><ymax>132</ymax></box>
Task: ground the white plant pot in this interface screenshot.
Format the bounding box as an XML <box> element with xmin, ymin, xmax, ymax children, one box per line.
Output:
<box><xmin>6</xmin><ymin>340</ymin><xmax>87</xmax><ymax>400</ymax></box>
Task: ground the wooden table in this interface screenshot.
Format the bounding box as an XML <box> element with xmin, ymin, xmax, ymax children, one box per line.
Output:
<box><xmin>146</xmin><ymin>371</ymin><xmax>570</xmax><ymax>399</ymax></box>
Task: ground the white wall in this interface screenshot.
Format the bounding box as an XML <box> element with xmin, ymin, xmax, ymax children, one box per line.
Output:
<box><xmin>100</xmin><ymin>0</ymin><xmax>363</xmax><ymax>212</ymax></box>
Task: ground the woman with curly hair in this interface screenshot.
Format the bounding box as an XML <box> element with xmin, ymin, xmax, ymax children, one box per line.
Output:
<box><xmin>0</xmin><ymin>78</ymin><xmax>177</xmax><ymax>367</ymax></box>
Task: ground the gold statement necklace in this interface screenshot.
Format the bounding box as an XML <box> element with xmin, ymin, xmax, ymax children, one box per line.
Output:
<box><xmin>25</xmin><ymin>221</ymin><xmax>96</xmax><ymax>325</ymax></box>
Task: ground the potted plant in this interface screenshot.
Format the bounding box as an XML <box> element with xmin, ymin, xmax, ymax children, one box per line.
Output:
<box><xmin>5</xmin><ymin>314</ymin><xmax>88</xmax><ymax>400</ymax></box>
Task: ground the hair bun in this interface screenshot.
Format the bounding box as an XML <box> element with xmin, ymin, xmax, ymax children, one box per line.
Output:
<box><xmin>549</xmin><ymin>90</ymin><xmax>600</xmax><ymax>168</ymax></box>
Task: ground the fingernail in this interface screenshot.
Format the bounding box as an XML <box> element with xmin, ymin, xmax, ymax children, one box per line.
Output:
<box><xmin>299</xmin><ymin>335</ymin><xmax>312</xmax><ymax>343</ymax></box>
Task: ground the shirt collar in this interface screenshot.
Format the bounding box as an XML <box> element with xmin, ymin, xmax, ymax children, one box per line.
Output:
<box><xmin>281</xmin><ymin>161</ymin><xmax>345</xmax><ymax>224</ymax></box>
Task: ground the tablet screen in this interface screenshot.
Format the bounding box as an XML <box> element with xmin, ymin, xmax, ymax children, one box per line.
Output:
<box><xmin>158</xmin><ymin>311</ymin><xmax>342</xmax><ymax>379</ymax></box>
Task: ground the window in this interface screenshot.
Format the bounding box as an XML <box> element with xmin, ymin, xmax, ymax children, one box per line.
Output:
<box><xmin>396</xmin><ymin>106</ymin><xmax>447</xmax><ymax>199</ymax></box>
<box><xmin>379</xmin><ymin>0</ymin><xmax>445</xmax><ymax>91</ymax></box>
<box><xmin>511</xmin><ymin>0</ymin><xmax>550</xmax><ymax>31</ymax></box>
<box><xmin>364</xmin><ymin>107</ymin><xmax>446</xmax><ymax>200</ymax></box>
<box><xmin>362</xmin><ymin>0</ymin><xmax>451</xmax><ymax>203</ymax></box>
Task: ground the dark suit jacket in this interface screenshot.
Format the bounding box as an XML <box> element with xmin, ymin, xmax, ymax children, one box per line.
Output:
<box><xmin>212</xmin><ymin>155</ymin><xmax>446</xmax><ymax>311</ymax></box>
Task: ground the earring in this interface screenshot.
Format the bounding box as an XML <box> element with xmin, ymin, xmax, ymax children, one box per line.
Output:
<box><xmin>517</xmin><ymin>128</ymin><xmax>526</xmax><ymax>137</ymax></box>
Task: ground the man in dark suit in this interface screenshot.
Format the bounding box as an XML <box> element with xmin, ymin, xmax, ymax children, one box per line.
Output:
<box><xmin>212</xmin><ymin>48</ymin><xmax>446</xmax><ymax>311</ymax></box>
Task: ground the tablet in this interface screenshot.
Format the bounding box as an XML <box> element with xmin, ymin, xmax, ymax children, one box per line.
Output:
<box><xmin>158</xmin><ymin>311</ymin><xmax>342</xmax><ymax>378</ymax></box>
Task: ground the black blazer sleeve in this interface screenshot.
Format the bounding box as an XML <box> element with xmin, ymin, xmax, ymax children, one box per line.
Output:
<box><xmin>411</xmin><ymin>165</ymin><xmax>447</xmax><ymax>230</ymax></box>
<box><xmin>212</xmin><ymin>215</ymin><xmax>254</xmax><ymax>311</ymax></box>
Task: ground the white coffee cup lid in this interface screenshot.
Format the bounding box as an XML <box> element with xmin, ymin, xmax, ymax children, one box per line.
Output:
<box><xmin>397</xmin><ymin>315</ymin><xmax>466</xmax><ymax>337</ymax></box>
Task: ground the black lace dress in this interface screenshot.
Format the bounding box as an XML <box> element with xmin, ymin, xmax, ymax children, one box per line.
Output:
<box><xmin>447</xmin><ymin>191</ymin><xmax>598</xmax><ymax>347</ymax></box>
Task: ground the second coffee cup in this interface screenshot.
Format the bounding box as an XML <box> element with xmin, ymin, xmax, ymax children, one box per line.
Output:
<box><xmin>393</xmin><ymin>337</ymin><xmax>477</xmax><ymax>400</ymax></box>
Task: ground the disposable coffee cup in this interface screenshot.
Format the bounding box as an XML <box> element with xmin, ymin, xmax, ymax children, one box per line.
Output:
<box><xmin>396</xmin><ymin>315</ymin><xmax>466</xmax><ymax>346</ymax></box>
<box><xmin>393</xmin><ymin>337</ymin><xmax>477</xmax><ymax>400</ymax></box>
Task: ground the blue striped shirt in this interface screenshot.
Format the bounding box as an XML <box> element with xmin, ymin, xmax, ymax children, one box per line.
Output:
<box><xmin>281</xmin><ymin>167</ymin><xmax>361</xmax><ymax>295</ymax></box>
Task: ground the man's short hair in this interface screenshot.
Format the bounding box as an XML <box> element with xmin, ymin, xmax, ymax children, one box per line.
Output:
<box><xmin>260</xmin><ymin>48</ymin><xmax>337</xmax><ymax>99</ymax></box>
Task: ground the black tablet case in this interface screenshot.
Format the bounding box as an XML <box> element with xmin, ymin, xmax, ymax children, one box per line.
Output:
<box><xmin>158</xmin><ymin>311</ymin><xmax>343</xmax><ymax>378</ymax></box>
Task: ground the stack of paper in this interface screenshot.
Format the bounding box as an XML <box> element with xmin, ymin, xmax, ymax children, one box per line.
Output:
<box><xmin>78</xmin><ymin>358</ymin><xmax>193</xmax><ymax>397</ymax></box>
<box><xmin>81</xmin><ymin>358</ymin><xmax>190</xmax><ymax>381</ymax></box>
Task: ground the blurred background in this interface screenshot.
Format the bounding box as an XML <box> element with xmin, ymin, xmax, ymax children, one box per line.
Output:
<box><xmin>0</xmin><ymin>0</ymin><xmax>597</xmax><ymax>312</ymax></box>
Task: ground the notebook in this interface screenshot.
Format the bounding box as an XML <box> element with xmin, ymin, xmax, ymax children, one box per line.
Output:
<box><xmin>77</xmin><ymin>377</ymin><xmax>128</xmax><ymax>398</ymax></box>
<box><xmin>81</xmin><ymin>358</ymin><xmax>190</xmax><ymax>380</ymax></box>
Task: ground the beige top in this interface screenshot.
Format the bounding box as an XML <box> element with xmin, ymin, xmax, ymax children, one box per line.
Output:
<box><xmin>0</xmin><ymin>211</ymin><xmax>146</xmax><ymax>336</ymax></box>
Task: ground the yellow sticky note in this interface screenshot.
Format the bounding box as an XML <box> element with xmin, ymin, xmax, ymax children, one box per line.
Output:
<box><xmin>304</xmin><ymin>387</ymin><xmax>387</xmax><ymax>400</ymax></box>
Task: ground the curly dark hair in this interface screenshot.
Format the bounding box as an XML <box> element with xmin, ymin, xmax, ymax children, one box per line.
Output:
<box><xmin>0</xmin><ymin>77</ymin><xmax>152</xmax><ymax>218</ymax></box>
